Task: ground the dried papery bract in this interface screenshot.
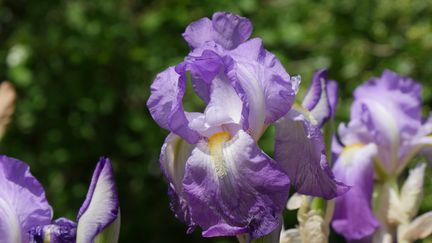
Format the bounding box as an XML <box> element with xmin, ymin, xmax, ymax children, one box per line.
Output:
<box><xmin>0</xmin><ymin>81</ymin><xmax>16</xmax><ymax>139</ymax></box>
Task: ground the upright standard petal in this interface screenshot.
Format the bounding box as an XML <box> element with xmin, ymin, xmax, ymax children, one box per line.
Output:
<box><xmin>183</xmin><ymin>12</ymin><xmax>252</xmax><ymax>50</ymax></box>
<box><xmin>147</xmin><ymin>66</ymin><xmax>200</xmax><ymax>144</ymax></box>
<box><xmin>228</xmin><ymin>38</ymin><xmax>295</xmax><ymax>138</ymax></box>
<box><xmin>76</xmin><ymin>157</ymin><xmax>120</xmax><ymax>243</ymax></box>
<box><xmin>301</xmin><ymin>69</ymin><xmax>335</xmax><ymax>127</ymax></box>
<box><xmin>352</xmin><ymin>70</ymin><xmax>422</xmax><ymax>144</ymax></box>
<box><xmin>332</xmin><ymin>144</ymin><xmax>379</xmax><ymax>240</ymax></box>
<box><xmin>183</xmin><ymin>51</ymin><xmax>247</xmax><ymax>136</ymax></box>
<box><xmin>0</xmin><ymin>155</ymin><xmax>52</xmax><ymax>243</ymax></box>
<box><xmin>274</xmin><ymin>109</ymin><xmax>349</xmax><ymax>199</ymax></box>
<box><xmin>182</xmin><ymin>130</ymin><xmax>290</xmax><ymax>239</ymax></box>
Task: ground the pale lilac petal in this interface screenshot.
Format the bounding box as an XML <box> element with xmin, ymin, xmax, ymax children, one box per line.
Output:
<box><xmin>0</xmin><ymin>155</ymin><xmax>52</xmax><ymax>243</ymax></box>
<box><xmin>181</xmin><ymin>50</ymin><xmax>223</xmax><ymax>103</ymax></box>
<box><xmin>332</xmin><ymin>144</ymin><xmax>379</xmax><ymax>240</ymax></box>
<box><xmin>29</xmin><ymin>218</ymin><xmax>77</xmax><ymax>243</ymax></box>
<box><xmin>301</xmin><ymin>69</ymin><xmax>334</xmax><ymax>127</ymax></box>
<box><xmin>159</xmin><ymin>133</ymin><xmax>196</xmax><ymax>230</ymax></box>
<box><xmin>211</xmin><ymin>12</ymin><xmax>252</xmax><ymax>49</ymax></box>
<box><xmin>274</xmin><ymin>109</ymin><xmax>349</xmax><ymax>199</ymax></box>
<box><xmin>398</xmin><ymin>115</ymin><xmax>432</xmax><ymax>172</ymax></box>
<box><xmin>183</xmin><ymin>12</ymin><xmax>252</xmax><ymax>50</ymax></box>
<box><xmin>147</xmin><ymin>67</ymin><xmax>200</xmax><ymax>144</ymax></box>
<box><xmin>228</xmin><ymin>38</ymin><xmax>295</xmax><ymax>138</ymax></box>
<box><xmin>352</xmin><ymin>70</ymin><xmax>422</xmax><ymax>142</ymax></box>
<box><xmin>302</xmin><ymin>69</ymin><xmax>326</xmax><ymax>111</ymax></box>
<box><xmin>191</xmin><ymin>66</ymin><xmax>244</xmax><ymax>137</ymax></box>
<box><xmin>182</xmin><ymin>17</ymin><xmax>214</xmax><ymax>50</ymax></box>
<box><xmin>183</xmin><ymin>130</ymin><xmax>289</xmax><ymax>239</ymax></box>
<box><xmin>76</xmin><ymin>157</ymin><xmax>120</xmax><ymax>243</ymax></box>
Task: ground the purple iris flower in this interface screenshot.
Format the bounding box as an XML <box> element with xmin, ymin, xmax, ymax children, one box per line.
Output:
<box><xmin>331</xmin><ymin>70</ymin><xmax>432</xmax><ymax>241</ymax></box>
<box><xmin>148</xmin><ymin>12</ymin><xmax>347</xmax><ymax>239</ymax></box>
<box><xmin>274</xmin><ymin>69</ymin><xmax>349</xmax><ymax>199</ymax></box>
<box><xmin>0</xmin><ymin>155</ymin><xmax>120</xmax><ymax>243</ymax></box>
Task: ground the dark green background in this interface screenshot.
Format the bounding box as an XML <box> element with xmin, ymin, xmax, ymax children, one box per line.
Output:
<box><xmin>0</xmin><ymin>0</ymin><xmax>431</xmax><ymax>242</ymax></box>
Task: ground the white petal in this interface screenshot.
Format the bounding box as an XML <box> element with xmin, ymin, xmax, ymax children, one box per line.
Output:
<box><xmin>400</xmin><ymin>163</ymin><xmax>426</xmax><ymax>219</ymax></box>
<box><xmin>76</xmin><ymin>158</ymin><xmax>120</xmax><ymax>243</ymax></box>
<box><xmin>0</xmin><ymin>198</ymin><xmax>21</xmax><ymax>243</ymax></box>
<box><xmin>280</xmin><ymin>229</ymin><xmax>301</xmax><ymax>243</ymax></box>
<box><xmin>399</xmin><ymin>212</ymin><xmax>432</xmax><ymax>241</ymax></box>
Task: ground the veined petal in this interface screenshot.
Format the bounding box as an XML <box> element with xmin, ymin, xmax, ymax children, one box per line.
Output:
<box><xmin>228</xmin><ymin>38</ymin><xmax>295</xmax><ymax>138</ymax></box>
<box><xmin>183</xmin><ymin>12</ymin><xmax>252</xmax><ymax>50</ymax></box>
<box><xmin>160</xmin><ymin>133</ymin><xmax>196</xmax><ymax>229</ymax></box>
<box><xmin>183</xmin><ymin>130</ymin><xmax>289</xmax><ymax>239</ymax></box>
<box><xmin>353</xmin><ymin>99</ymin><xmax>400</xmax><ymax>170</ymax></box>
<box><xmin>76</xmin><ymin>157</ymin><xmax>120</xmax><ymax>243</ymax></box>
<box><xmin>0</xmin><ymin>156</ymin><xmax>52</xmax><ymax>243</ymax></box>
<box><xmin>29</xmin><ymin>218</ymin><xmax>77</xmax><ymax>243</ymax></box>
<box><xmin>398</xmin><ymin>115</ymin><xmax>432</xmax><ymax>173</ymax></box>
<box><xmin>147</xmin><ymin>66</ymin><xmax>200</xmax><ymax>144</ymax></box>
<box><xmin>182</xmin><ymin>50</ymin><xmax>249</xmax><ymax>133</ymax></box>
<box><xmin>352</xmin><ymin>70</ymin><xmax>422</xmax><ymax>143</ymax></box>
<box><xmin>332</xmin><ymin>144</ymin><xmax>379</xmax><ymax>240</ymax></box>
<box><xmin>192</xmin><ymin>67</ymin><xmax>244</xmax><ymax>137</ymax></box>
<box><xmin>274</xmin><ymin>109</ymin><xmax>349</xmax><ymax>199</ymax></box>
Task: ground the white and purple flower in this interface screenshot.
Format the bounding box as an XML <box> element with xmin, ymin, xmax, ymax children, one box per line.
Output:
<box><xmin>331</xmin><ymin>70</ymin><xmax>432</xmax><ymax>241</ymax></box>
<box><xmin>147</xmin><ymin>12</ymin><xmax>347</xmax><ymax>239</ymax></box>
<box><xmin>0</xmin><ymin>155</ymin><xmax>120</xmax><ymax>243</ymax></box>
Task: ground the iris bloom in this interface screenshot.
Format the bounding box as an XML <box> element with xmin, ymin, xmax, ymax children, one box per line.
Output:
<box><xmin>331</xmin><ymin>70</ymin><xmax>432</xmax><ymax>241</ymax></box>
<box><xmin>0</xmin><ymin>155</ymin><xmax>120</xmax><ymax>243</ymax></box>
<box><xmin>274</xmin><ymin>69</ymin><xmax>348</xmax><ymax>199</ymax></box>
<box><xmin>148</xmin><ymin>12</ymin><xmax>347</xmax><ymax>238</ymax></box>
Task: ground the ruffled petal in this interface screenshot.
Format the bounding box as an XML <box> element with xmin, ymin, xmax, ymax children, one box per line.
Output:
<box><xmin>274</xmin><ymin>109</ymin><xmax>349</xmax><ymax>199</ymax></box>
<box><xmin>0</xmin><ymin>155</ymin><xmax>52</xmax><ymax>243</ymax></box>
<box><xmin>183</xmin><ymin>50</ymin><xmax>249</xmax><ymax>133</ymax></box>
<box><xmin>159</xmin><ymin>133</ymin><xmax>196</xmax><ymax>230</ymax></box>
<box><xmin>228</xmin><ymin>38</ymin><xmax>295</xmax><ymax>138</ymax></box>
<box><xmin>147</xmin><ymin>66</ymin><xmax>200</xmax><ymax>144</ymax></box>
<box><xmin>352</xmin><ymin>70</ymin><xmax>422</xmax><ymax>142</ymax></box>
<box><xmin>183</xmin><ymin>130</ymin><xmax>289</xmax><ymax>239</ymax></box>
<box><xmin>76</xmin><ymin>157</ymin><xmax>120</xmax><ymax>243</ymax></box>
<box><xmin>183</xmin><ymin>12</ymin><xmax>252</xmax><ymax>50</ymax></box>
<box><xmin>189</xmin><ymin>64</ymin><xmax>244</xmax><ymax>137</ymax></box>
<box><xmin>332</xmin><ymin>144</ymin><xmax>379</xmax><ymax>240</ymax></box>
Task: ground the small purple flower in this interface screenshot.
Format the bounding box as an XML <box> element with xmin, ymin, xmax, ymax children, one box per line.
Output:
<box><xmin>0</xmin><ymin>155</ymin><xmax>120</xmax><ymax>243</ymax></box>
<box><xmin>332</xmin><ymin>70</ymin><xmax>432</xmax><ymax>240</ymax></box>
<box><xmin>148</xmin><ymin>12</ymin><xmax>349</xmax><ymax>239</ymax></box>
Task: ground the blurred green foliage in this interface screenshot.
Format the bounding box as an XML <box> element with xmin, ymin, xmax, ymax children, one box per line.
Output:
<box><xmin>0</xmin><ymin>0</ymin><xmax>431</xmax><ymax>242</ymax></box>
